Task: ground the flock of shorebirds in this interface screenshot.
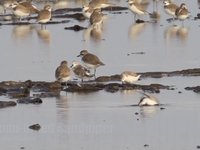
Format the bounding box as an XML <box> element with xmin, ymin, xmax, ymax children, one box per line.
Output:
<box><xmin>1</xmin><ymin>0</ymin><xmax>190</xmax><ymax>106</ymax></box>
<box><xmin>0</xmin><ymin>0</ymin><xmax>190</xmax><ymax>27</ymax></box>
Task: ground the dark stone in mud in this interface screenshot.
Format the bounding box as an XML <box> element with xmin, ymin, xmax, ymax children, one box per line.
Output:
<box><xmin>135</xmin><ymin>112</ymin><xmax>139</xmax><ymax>115</ymax></box>
<box><xmin>185</xmin><ymin>86</ymin><xmax>200</xmax><ymax>93</ymax></box>
<box><xmin>29</xmin><ymin>124</ymin><xmax>41</xmax><ymax>131</ymax></box>
<box><xmin>144</xmin><ymin>144</ymin><xmax>149</xmax><ymax>147</ymax></box>
<box><xmin>64</xmin><ymin>25</ymin><xmax>87</xmax><ymax>31</ymax></box>
<box><xmin>17</xmin><ymin>97</ymin><xmax>42</xmax><ymax>104</ymax></box>
<box><xmin>197</xmin><ymin>145</ymin><xmax>200</xmax><ymax>149</ymax></box>
<box><xmin>0</xmin><ymin>101</ymin><xmax>17</xmax><ymax>108</ymax></box>
<box><xmin>160</xmin><ymin>107</ymin><xmax>166</xmax><ymax>110</ymax></box>
<box><xmin>135</xmin><ymin>19</ymin><xmax>145</xmax><ymax>24</ymax></box>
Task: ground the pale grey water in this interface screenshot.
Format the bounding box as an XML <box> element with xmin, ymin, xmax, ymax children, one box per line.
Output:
<box><xmin>0</xmin><ymin>0</ymin><xmax>200</xmax><ymax>149</ymax></box>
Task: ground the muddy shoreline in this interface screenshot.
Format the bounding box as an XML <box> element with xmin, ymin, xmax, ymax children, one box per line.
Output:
<box><xmin>0</xmin><ymin>68</ymin><xmax>199</xmax><ymax>105</ymax></box>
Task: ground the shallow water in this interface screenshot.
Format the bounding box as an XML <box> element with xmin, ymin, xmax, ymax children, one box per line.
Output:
<box><xmin>0</xmin><ymin>0</ymin><xmax>200</xmax><ymax>149</ymax></box>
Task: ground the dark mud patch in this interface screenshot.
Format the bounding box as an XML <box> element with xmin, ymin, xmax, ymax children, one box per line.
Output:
<box><xmin>64</xmin><ymin>25</ymin><xmax>87</xmax><ymax>31</ymax></box>
<box><xmin>141</xmin><ymin>68</ymin><xmax>200</xmax><ymax>78</ymax></box>
<box><xmin>29</xmin><ymin>124</ymin><xmax>41</xmax><ymax>131</ymax></box>
<box><xmin>0</xmin><ymin>68</ymin><xmax>199</xmax><ymax>98</ymax></box>
<box><xmin>185</xmin><ymin>86</ymin><xmax>200</xmax><ymax>93</ymax></box>
<box><xmin>0</xmin><ymin>101</ymin><xmax>17</xmax><ymax>108</ymax></box>
<box><xmin>17</xmin><ymin>97</ymin><xmax>42</xmax><ymax>104</ymax></box>
<box><xmin>65</xmin><ymin>82</ymin><xmax>173</xmax><ymax>93</ymax></box>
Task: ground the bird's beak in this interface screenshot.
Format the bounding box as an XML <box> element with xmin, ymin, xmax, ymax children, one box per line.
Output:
<box><xmin>77</xmin><ymin>54</ymin><xmax>81</xmax><ymax>57</ymax></box>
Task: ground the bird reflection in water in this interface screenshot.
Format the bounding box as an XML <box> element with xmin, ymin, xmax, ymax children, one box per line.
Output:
<box><xmin>150</xmin><ymin>0</ymin><xmax>161</xmax><ymax>21</ymax></box>
<box><xmin>139</xmin><ymin>106</ymin><xmax>158</xmax><ymax>118</ymax></box>
<box><xmin>12</xmin><ymin>25</ymin><xmax>34</xmax><ymax>40</ymax></box>
<box><xmin>36</xmin><ymin>27</ymin><xmax>51</xmax><ymax>45</ymax></box>
<box><xmin>128</xmin><ymin>22</ymin><xmax>146</xmax><ymax>40</ymax></box>
<box><xmin>83</xmin><ymin>26</ymin><xmax>102</xmax><ymax>42</ymax></box>
<box><xmin>164</xmin><ymin>25</ymin><xmax>189</xmax><ymax>43</ymax></box>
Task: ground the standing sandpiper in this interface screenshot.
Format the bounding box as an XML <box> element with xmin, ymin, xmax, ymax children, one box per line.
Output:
<box><xmin>127</xmin><ymin>0</ymin><xmax>149</xmax><ymax>21</ymax></box>
<box><xmin>175</xmin><ymin>3</ymin><xmax>189</xmax><ymax>25</ymax></box>
<box><xmin>121</xmin><ymin>71</ymin><xmax>141</xmax><ymax>84</ymax></box>
<box><xmin>163</xmin><ymin>0</ymin><xmax>178</xmax><ymax>21</ymax></box>
<box><xmin>71</xmin><ymin>61</ymin><xmax>94</xmax><ymax>82</ymax></box>
<box><xmin>77</xmin><ymin>50</ymin><xmax>105</xmax><ymax>77</ymax></box>
<box><xmin>55</xmin><ymin>60</ymin><xmax>71</xmax><ymax>83</ymax></box>
<box><xmin>90</xmin><ymin>8</ymin><xmax>103</xmax><ymax>29</ymax></box>
<box><xmin>37</xmin><ymin>5</ymin><xmax>52</xmax><ymax>29</ymax></box>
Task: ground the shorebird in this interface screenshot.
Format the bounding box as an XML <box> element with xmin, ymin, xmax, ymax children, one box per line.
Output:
<box><xmin>121</xmin><ymin>71</ymin><xmax>141</xmax><ymax>84</ymax></box>
<box><xmin>88</xmin><ymin>0</ymin><xmax>114</xmax><ymax>9</ymax></box>
<box><xmin>175</xmin><ymin>3</ymin><xmax>189</xmax><ymax>25</ymax></box>
<box><xmin>10</xmin><ymin>2</ymin><xmax>31</xmax><ymax>20</ymax></box>
<box><xmin>138</xmin><ymin>93</ymin><xmax>159</xmax><ymax>106</ymax></box>
<box><xmin>89</xmin><ymin>8</ymin><xmax>103</xmax><ymax>28</ymax></box>
<box><xmin>71</xmin><ymin>61</ymin><xmax>94</xmax><ymax>82</ymax></box>
<box><xmin>127</xmin><ymin>0</ymin><xmax>149</xmax><ymax>20</ymax></box>
<box><xmin>19</xmin><ymin>1</ymin><xmax>39</xmax><ymax>14</ymax></box>
<box><xmin>77</xmin><ymin>50</ymin><xmax>105</xmax><ymax>77</ymax></box>
<box><xmin>82</xmin><ymin>5</ymin><xmax>94</xmax><ymax>19</ymax></box>
<box><xmin>2</xmin><ymin>0</ymin><xmax>16</xmax><ymax>14</ymax></box>
<box><xmin>163</xmin><ymin>0</ymin><xmax>178</xmax><ymax>21</ymax></box>
<box><xmin>55</xmin><ymin>60</ymin><xmax>71</xmax><ymax>83</ymax></box>
<box><xmin>37</xmin><ymin>5</ymin><xmax>52</xmax><ymax>29</ymax></box>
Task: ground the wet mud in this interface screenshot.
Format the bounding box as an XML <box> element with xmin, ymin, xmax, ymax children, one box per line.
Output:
<box><xmin>0</xmin><ymin>68</ymin><xmax>199</xmax><ymax>105</ymax></box>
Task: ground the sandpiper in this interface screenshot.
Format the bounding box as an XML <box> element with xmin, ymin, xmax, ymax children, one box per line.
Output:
<box><xmin>19</xmin><ymin>1</ymin><xmax>39</xmax><ymax>14</ymax></box>
<box><xmin>138</xmin><ymin>93</ymin><xmax>159</xmax><ymax>106</ymax></box>
<box><xmin>37</xmin><ymin>5</ymin><xmax>52</xmax><ymax>29</ymax></box>
<box><xmin>77</xmin><ymin>50</ymin><xmax>105</xmax><ymax>77</ymax></box>
<box><xmin>71</xmin><ymin>61</ymin><xmax>94</xmax><ymax>82</ymax></box>
<box><xmin>55</xmin><ymin>60</ymin><xmax>71</xmax><ymax>83</ymax></box>
<box><xmin>127</xmin><ymin>0</ymin><xmax>149</xmax><ymax>20</ymax></box>
<box><xmin>175</xmin><ymin>3</ymin><xmax>189</xmax><ymax>24</ymax></box>
<box><xmin>90</xmin><ymin>8</ymin><xmax>103</xmax><ymax>28</ymax></box>
<box><xmin>121</xmin><ymin>71</ymin><xmax>141</xmax><ymax>84</ymax></box>
<box><xmin>88</xmin><ymin>0</ymin><xmax>114</xmax><ymax>9</ymax></box>
<box><xmin>163</xmin><ymin>0</ymin><xmax>178</xmax><ymax>21</ymax></box>
<box><xmin>10</xmin><ymin>2</ymin><xmax>31</xmax><ymax>20</ymax></box>
<box><xmin>2</xmin><ymin>0</ymin><xmax>16</xmax><ymax>14</ymax></box>
<box><xmin>82</xmin><ymin>5</ymin><xmax>94</xmax><ymax>19</ymax></box>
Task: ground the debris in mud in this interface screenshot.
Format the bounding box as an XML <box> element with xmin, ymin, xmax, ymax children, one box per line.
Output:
<box><xmin>17</xmin><ymin>97</ymin><xmax>43</xmax><ymax>104</ymax></box>
<box><xmin>197</xmin><ymin>145</ymin><xmax>200</xmax><ymax>149</ymax></box>
<box><xmin>194</xmin><ymin>13</ymin><xmax>200</xmax><ymax>20</ymax></box>
<box><xmin>135</xmin><ymin>112</ymin><xmax>139</xmax><ymax>115</ymax></box>
<box><xmin>64</xmin><ymin>25</ymin><xmax>87</xmax><ymax>31</ymax></box>
<box><xmin>0</xmin><ymin>101</ymin><xmax>17</xmax><ymax>108</ymax></box>
<box><xmin>144</xmin><ymin>144</ymin><xmax>149</xmax><ymax>147</ymax></box>
<box><xmin>29</xmin><ymin>124</ymin><xmax>41</xmax><ymax>131</ymax></box>
<box><xmin>185</xmin><ymin>86</ymin><xmax>200</xmax><ymax>93</ymax></box>
<box><xmin>135</xmin><ymin>19</ymin><xmax>145</xmax><ymax>24</ymax></box>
